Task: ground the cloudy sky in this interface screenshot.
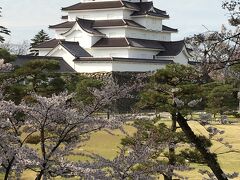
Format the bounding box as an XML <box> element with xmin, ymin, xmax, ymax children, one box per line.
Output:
<box><xmin>0</xmin><ymin>0</ymin><xmax>229</xmax><ymax>44</ymax></box>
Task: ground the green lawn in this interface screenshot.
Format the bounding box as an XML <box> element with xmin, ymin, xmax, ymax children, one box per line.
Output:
<box><xmin>177</xmin><ymin>122</ymin><xmax>240</xmax><ymax>179</ymax></box>
<box><xmin>2</xmin><ymin>120</ymin><xmax>240</xmax><ymax>180</ymax></box>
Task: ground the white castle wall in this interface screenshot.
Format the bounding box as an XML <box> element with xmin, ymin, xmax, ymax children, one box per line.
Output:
<box><xmin>55</xmin><ymin>29</ymin><xmax>68</xmax><ymax>39</ymax></box>
<box><xmin>99</xmin><ymin>28</ymin><xmax>126</xmax><ymax>38</ymax></box>
<box><xmin>68</xmin><ymin>9</ymin><xmax>132</xmax><ymax>21</ymax></box>
<box><xmin>98</xmin><ymin>28</ymin><xmax>171</xmax><ymax>41</ymax></box>
<box><xmin>48</xmin><ymin>46</ymin><xmax>76</xmax><ymax>68</ymax></box>
<box><xmin>89</xmin><ymin>48</ymin><xmax>129</xmax><ymax>58</ymax></box>
<box><xmin>64</xmin><ymin>29</ymin><xmax>99</xmax><ymax>48</ymax></box>
<box><xmin>74</xmin><ymin>61</ymin><xmax>113</xmax><ymax>72</ymax></box>
<box><xmin>128</xmin><ymin>49</ymin><xmax>159</xmax><ymax>59</ymax></box>
<box><xmin>112</xmin><ymin>61</ymin><xmax>165</xmax><ymax>72</ymax></box>
<box><xmin>74</xmin><ymin>60</ymin><xmax>165</xmax><ymax>73</ymax></box>
<box><xmin>132</xmin><ymin>17</ymin><xmax>162</xmax><ymax>31</ymax></box>
<box><xmin>38</xmin><ymin>49</ymin><xmax>52</xmax><ymax>56</ymax></box>
<box><xmin>89</xmin><ymin>48</ymin><xmax>159</xmax><ymax>59</ymax></box>
<box><xmin>125</xmin><ymin>28</ymin><xmax>171</xmax><ymax>41</ymax></box>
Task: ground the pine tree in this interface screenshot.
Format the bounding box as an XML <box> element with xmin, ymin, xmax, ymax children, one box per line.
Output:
<box><xmin>30</xmin><ymin>30</ymin><xmax>50</xmax><ymax>54</ymax></box>
<box><xmin>0</xmin><ymin>7</ymin><xmax>10</xmax><ymax>43</ymax></box>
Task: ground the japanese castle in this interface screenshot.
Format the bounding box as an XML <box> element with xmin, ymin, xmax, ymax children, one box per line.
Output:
<box><xmin>32</xmin><ymin>0</ymin><xmax>192</xmax><ymax>73</ymax></box>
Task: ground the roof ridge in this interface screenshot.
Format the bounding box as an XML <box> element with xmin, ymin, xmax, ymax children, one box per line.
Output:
<box><xmin>62</xmin><ymin>0</ymin><xmax>140</xmax><ymax>11</ymax></box>
<box><xmin>125</xmin><ymin>37</ymin><xmax>130</xmax><ymax>46</ymax></box>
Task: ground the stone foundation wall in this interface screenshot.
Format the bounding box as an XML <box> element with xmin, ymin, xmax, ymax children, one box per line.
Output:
<box><xmin>79</xmin><ymin>71</ymin><xmax>150</xmax><ymax>81</ymax></box>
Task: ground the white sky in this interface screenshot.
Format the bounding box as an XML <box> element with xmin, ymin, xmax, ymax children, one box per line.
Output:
<box><xmin>0</xmin><ymin>0</ymin><xmax>229</xmax><ymax>44</ymax></box>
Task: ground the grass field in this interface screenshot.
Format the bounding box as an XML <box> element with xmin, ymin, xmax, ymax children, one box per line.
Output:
<box><xmin>2</xmin><ymin>119</ymin><xmax>240</xmax><ymax>180</ymax></box>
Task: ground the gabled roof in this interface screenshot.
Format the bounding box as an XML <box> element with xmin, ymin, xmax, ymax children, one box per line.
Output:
<box><xmin>131</xmin><ymin>2</ymin><xmax>169</xmax><ymax>18</ymax></box>
<box><xmin>60</xmin><ymin>41</ymin><xmax>92</xmax><ymax>58</ymax></box>
<box><xmin>76</xmin><ymin>18</ymin><xmax>105</xmax><ymax>36</ymax></box>
<box><xmin>162</xmin><ymin>25</ymin><xmax>178</xmax><ymax>32</ymax></box>
<box><xmin>61</xmin><ymin>18</ymin><xmax>105</xmax><ymax>36</ymax></box>
<box><xmin>156</xmin><ymin>40</ymin><xmax>185</xmax><ymax>56</ymax></box>
<box><xmin>62</xmin><ymin>1</ymin><xmax>140</xmax><ymax>11</ymax></box>
<box><xmin>49</xmin><ymin>19</ymin><xmax>145</xmax><ymax>30</ymax></box>
<box><xmin>14</xmin><ymin>55</ymin><xmax>76</xmax><ymax>73</ymax></box>
<box><xmin>32</xmin><ymin>39</ymin><xmax>63</xmax><ymax>49</ymax></box>
<box><xmin>92</xmin><ymin>38</ymin><xmax>165</xmax><ymax>50</ymax></box>
<box><xmin>61</xmin><ymin>1</ymin><xmax>168</xmax><ymax>18</ymax></box>
<box><xmin>32</xmin><ymin>39</ymin><xmax>92</xmax><ymax>58</ymax></box>
<box><xmin>49</xmin><ymin>21</ymin><xmax>75</xmax><ymax>29</ymax></box>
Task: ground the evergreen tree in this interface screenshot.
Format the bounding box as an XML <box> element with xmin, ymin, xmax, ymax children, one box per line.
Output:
<box><xmin>0</xmin><ymin>48</ymin><xmax>16</xmax><ymax>62</ymax></box>
<box><xmin>30</xmin><ymin>29</ymin><xmax>50</xmax><ymax>54</ymax></box>
<box><xmin>0</xmin><ymin>7</ymin><xmax>10</xmax><ymax>43</ymax></box>
<box><xmin>137</xmin><ymin>64</ymin><xmax>232</xmax><ymax>179</ymax></box>
<box><xmin>204</xmin><ymin>83</ymin><xmax>238</xmax><ymax>117</ymax></box>
<box><xmin>3</xmin><ymin>59</ymin><xmax>63</xmax><ymax>104</ymax></box>
<box><xmin>138</xmin><ymin>64</ymin><xmax>203</xmax><ymax>179</ymax></box>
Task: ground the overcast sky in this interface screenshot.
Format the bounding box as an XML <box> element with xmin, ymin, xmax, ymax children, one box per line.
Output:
<box><xmin>0</xmin><ymin>0</ymin><xmax>229</xmax><ymax>44</ymax></box>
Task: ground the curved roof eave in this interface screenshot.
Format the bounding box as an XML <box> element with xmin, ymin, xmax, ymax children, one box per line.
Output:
<box><xmin>61</xmin><ymin>20</ymin><xmax>105</xmax><ymax>37</ymax></box>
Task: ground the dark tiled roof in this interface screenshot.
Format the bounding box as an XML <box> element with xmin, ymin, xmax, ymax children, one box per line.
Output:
<box><xmin>32</xmin><ymin>39</ymin><xmax>63</xmax><ymax>49</ymax></box>
<box><xmin>74</xmin><ymin>57</ymin><xmax>174</xmax><ymax>64</ymax></box>
<box><xmin>162</xmin><ymin>25</ymin><xmax>178</xmax><ymax>32</ymax></box>
<box><xmin>62</xmin><ymin>1</ymin><xmax>168</xmax><ymax>18</ymax></box>
<box><xmin>93</xmin><ymin>38</ymin><xmax>129</xmax><ymax>47</ymax></box>
<box><xmin>76</xmin><ymin>18</ymin><xmax>104</xmax><ymax>35</ymax></box>
<box><xmin>62</xmin><ymin>1</ymin><xmax>139</xmax><ymax>11</ymax></box>
<box><xmin>49</xmin><ymin>21</ymin><xmax>75</xmax><ymax>29</ymax></box>
<box><xmin>49</xmin><ymin>19</ymin><xmax>145</xmax><ymax>30</ymax></box>
<box><xmin>128</xmin><ymin>38</ymin><xmax>165</xmax><ymax>50</ymax></box>
<box><xmin>156</xmin><ymin>40</ymin><xmax>185</xmax><ymax>56</ymax></box>
<box><xmin>14</xmin><ymin>55</ymin><xmax>76</xmax><ymax>73</ymax></box>
<box><xmin>131</xmin><ymin>2</ymin><xmax>169</xmax><ymax>18</ymax></box>
<box><xmin>93</xmin><ymin>19</ymin><xmax>145</xmax><ymax>28</ymax></box>
<box><xmin>93</xmin><ymin>38</ymin><xmax>165</xmax><ymax>50</ymax></box>
<box><xmin>60</xmin><ymin>41</ymin><xmax>92</xmax><ymax>58</ymax></box>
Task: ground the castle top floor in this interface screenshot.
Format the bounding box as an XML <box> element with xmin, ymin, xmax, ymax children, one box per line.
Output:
<box><xmin>79</xmin><ymin>0</ymin><xmax>151</xmax><ymax>3</ymax></box>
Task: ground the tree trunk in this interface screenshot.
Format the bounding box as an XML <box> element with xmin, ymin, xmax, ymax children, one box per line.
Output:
<box><xmin>164</xmin><ymin>174</ymin><xmax>171</xmax><ymax>180</ymax></box>
<box><xmin>165</xmin><ymin>113</ymin><xmax>177</xmax><ymax>180</ymax></box>
<box><xmin>4</xmin><ymin>158</ymin><xmax>15</xmax><ymax>180</ymax></box>
<box><xmin>176</xmin><ymin>113</ymin><xmax>228</xmax><ymax>180</ymax></box>
<box><xmin>35</xmin><ymin>170</ymin><xmax>44</xmax><ymax>180</ymax></box>
<box><xmin>36</xmin><ymin>128</ymin><xmax>47</xmax><ymax>180</ymax></box>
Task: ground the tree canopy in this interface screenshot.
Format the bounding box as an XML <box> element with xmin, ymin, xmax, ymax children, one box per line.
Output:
<box><xmin>0</xmin><ymin>7</ymin><xmax>10</xmax><ymax>43</ymax></box>
<box><xmin>30</xmin><ymin>30</ymin><xmax>50</xmax><ymax>54</ymax></box>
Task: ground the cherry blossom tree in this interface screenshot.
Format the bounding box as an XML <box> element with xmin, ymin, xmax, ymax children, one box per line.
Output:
<box><xmin>186</xmin><ymin>0</ymin><xmax>240</xmax><ymax>81</ymax></box>
<box><xmin>0</xmin><ymin>59</ymin><xmax>32</xmax><ymax>180</ymax></box>
<box><xmin>16</xmin><ymin>78</ymin><xmax>141</xmax><ymax>180</ymax></box>
<box><xmin>0</xmin><ymin>57</ymin><xmax>145</xmax><ymax>180</ymax></box>
<box><xmin>0</xmin><ymin>100</ymin><xmax>37</xmax><ymax>180</ymax></box>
